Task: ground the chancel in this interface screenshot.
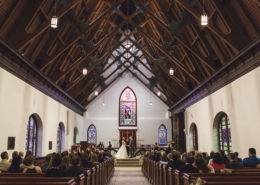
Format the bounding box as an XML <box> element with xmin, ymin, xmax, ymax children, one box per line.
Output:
<box><xmin>0</xmin><ymin>0</ymin><xmax>259</xmax><ymax>185</ymax></box>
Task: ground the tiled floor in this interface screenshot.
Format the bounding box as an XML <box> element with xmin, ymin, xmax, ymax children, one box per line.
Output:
<box><xmin>108</xmin><ymin>167</ymin><xmax>151</xmax><ymax>185</ymax></box>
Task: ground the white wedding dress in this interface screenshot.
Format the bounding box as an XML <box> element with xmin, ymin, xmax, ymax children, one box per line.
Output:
<box><xmin>115</xmin><ymin>141</ymin><xmax>128</xmax><ymax>159</ymax></box>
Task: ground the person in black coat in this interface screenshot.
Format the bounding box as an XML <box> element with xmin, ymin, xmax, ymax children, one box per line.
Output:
<box><xmin>226</xmin><ymin>153</ymin><xmax>244</xmax><ymax>169</ymax></box>
<box><xmin>182</xmin><ymin>157</ymin><xmax>199</xmax><ymax>173</ymax></box>
<box><xmin>45</xmin><ymin>154</ymin><xmax>64</xmax><ymax>177</ymax></box>
<box><xmin>167</xmin><ymin>151</ymin><xmax>185</xmax><ymax>171</ymax></box>
<box><xmin>81</xmin><ymin>153</ymin><xmax>93</xmax><ymax>169</ymax></box>
<box><xmin>65</xmin><ymin>156</ymin><xmax>84</xmax><ymax>177</ymax></box>
<box><xmin>165</xmin><ymin>143</ymin><xmax>171</xmax><ymax>155</ymax></box>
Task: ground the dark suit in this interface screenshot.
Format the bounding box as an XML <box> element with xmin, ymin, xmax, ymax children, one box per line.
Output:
<box><xmin>126</xmin><ymin>140</ymin><xmax>130</xmax><ymax>156</ymax></box>
<box><xmin>129</xmin><ymin>139</ymin><xmax>134</xmax><ymax>158</ymax></box>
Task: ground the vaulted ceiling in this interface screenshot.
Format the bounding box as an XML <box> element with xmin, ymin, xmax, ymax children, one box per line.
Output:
<box><xmin>0</xmin><ymin>0</ymin><xmax>259</xmax><ymax>114</ymax></box>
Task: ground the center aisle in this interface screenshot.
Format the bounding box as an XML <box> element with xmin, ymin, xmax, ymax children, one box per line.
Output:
<box><xmin>108</xmin><ymin>167</ymin><xmax>151</xmax><ymax>185</ymax></box>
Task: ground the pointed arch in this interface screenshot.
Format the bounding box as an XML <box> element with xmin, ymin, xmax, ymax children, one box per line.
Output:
<box><xmin>213</xmin><ymin>112</ymin><xmax>232</xmax><ymax>154</ymax></box>
<box><xmin>158</xmin><ymin>124</ymin><xmax>167</xmax><ymax>146</ymax></box>
<box><xmin>189</xmin><ymin>123</ymin><xmax>198</xmax><ymax>151</ymax></box>
<box><xmin>87</xmin><ymin>124</ymin><xmax>97</xmax><ymax>144</ymax></box>
<box><xmin>57</xmin><ymin>122</ymin><xmax>65</xmax><ymax>153</ymax></box>
<box><xmin>119</xmin><ymin>86</ymin><xmax>137</xmax><ymax>126</ymax></box>
<box><xmin>25</xmin><ymin>113</ymin><xmax>43</xmax><ymax>157</ymax></box>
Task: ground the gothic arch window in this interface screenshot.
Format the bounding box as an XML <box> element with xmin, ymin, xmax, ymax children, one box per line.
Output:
<box><xmin>25</xmin><ymin>114</ymin><xmax>42</xmax><ymax>157</ymax></box>
<box><xmin>87</xmin><ymin>124</ymin><xmax>97</xmax><ymax>144</ymax></box>
<box><xmin>158</xmin><ymin>124</ymin><xmax>167</xmax><ymax>146</ymax></box>
<box><xmin>217</xmin><ymin>113</ymin><xmax>232</xmax><ymax>154</ymax></box>
<box><xmin>73</xmin><ymin>127</ymin><xmax>79</xmax><ymax>145</ymax></box>
<box><xmin>57</xmin><ymin>122</ymin><xmax>65</xmax><ymax>153</ymax></box>
<box><xmin>119</xmin><ymin>87</ymin><xmax>137</xmax><ymax>126</ymax></box>
<box><xmin>189</xmin><ymin>123</ymin><xmax>198</xmax><ymax>151</ymax></box>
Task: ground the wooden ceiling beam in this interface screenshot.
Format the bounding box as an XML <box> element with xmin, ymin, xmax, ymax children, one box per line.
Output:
<box><xmin>18</xmin><ymin>0</ymin><xmax>82</xmax><ymax>51</ymax></box>
<box><xmin>40</xmin><ymin>0</ymin><xmax>124</xmax><ymax>71</ymax></box>
<box><xmin>134</xmin><ymin>1</ymin><xmax>216</xmax><ymax>73</ymax></box>
<box><xmin>127</xmin><ymin>36</ymin><xmax>189</xmax><ymax>93</ymax></box>
<box><xmin>118</xmin><ymin>10</ymin><xmax>201</xmax><ymax>85</ymax></box>
<box><xmin>175</xmin><ymin>0</ymin><xmax>239</xmax><ymax>54</ymax></box>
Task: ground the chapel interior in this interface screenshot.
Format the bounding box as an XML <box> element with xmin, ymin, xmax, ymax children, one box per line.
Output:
<box><xmin>0</xmin><ymin>0</ymin><xmax>259</xmax><ymax>184</ymax></box>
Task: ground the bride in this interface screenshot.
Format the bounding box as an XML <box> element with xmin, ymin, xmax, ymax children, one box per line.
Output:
<box><xmin>115</xmin><ymin>137</ymin><xmax>128</xmax><ymax>159</ymax></box>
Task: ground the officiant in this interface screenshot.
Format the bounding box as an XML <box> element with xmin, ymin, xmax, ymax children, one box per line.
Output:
<box><xmin>126</xmin><ymin>138</ymin><xmax>130</xmax><ymax>156</ymax></box>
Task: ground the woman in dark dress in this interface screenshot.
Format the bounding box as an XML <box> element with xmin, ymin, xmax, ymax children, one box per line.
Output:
<box><xmin>7</xmin><ymin>156</ymin><xmax>23</xmax><ymax>173</ymax></box>
<box><xmin>45</xmin><ymin>154</ymin><xmax>64</xmax><ymax>177</ymax></box>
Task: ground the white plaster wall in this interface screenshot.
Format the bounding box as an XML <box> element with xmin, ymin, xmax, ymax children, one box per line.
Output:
<box><xmin>84</xmin><ymin>73</ymin><xmax>171</xmax><ymax>147</ymax></box>
<box><xmin>185</xmin><ymin>66</ymin><xmax>260</xmax><ymax>158</ymax></box>
<box><xmin>0</xmin><ymin>68</ymin><xmax>84</xmax><ymax>157</ymax></box>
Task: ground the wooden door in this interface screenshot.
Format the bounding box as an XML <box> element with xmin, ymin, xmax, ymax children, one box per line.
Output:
<box><xmin>120</xmin><ymin>130</ymin><xmax>136</xmax><ymax>148</ymax></box>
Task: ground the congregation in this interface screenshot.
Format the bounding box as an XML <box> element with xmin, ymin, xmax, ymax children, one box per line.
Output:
<box><xmin>0</xmin><ymin>148</ymin><xmax>113</xmax><ymax>177</ymax></box>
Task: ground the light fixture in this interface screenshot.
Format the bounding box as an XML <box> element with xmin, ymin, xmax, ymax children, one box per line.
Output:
<box><xmin>125</xmin><ymin>43</ymin><xmax>131</xmax><ymax>49</ymax></box>
<box><xmin>94</xmin><ymin>91</ymin><xmax>98</xmax><ymax>96</ymax></box>
<box><xmin>157</xmin><ymin>91</ymin><xmax>161</xmax><ymax>96</ymax></box>
<box><xmin>51</xmin><ymin>0</ymin><xmax>58</xmax><ymax>28</ymax></box>
<box><xmin>201</xmin><ymin>0</ymin><xmax>208</xmax><ymax>26</ymax></box>
<box><xmin>102</xmin><ymin>96</ymin><xmax>106</xmax><ymax>106</ymax></box>
<box><xmin>169</xmin><ymin>68</ymin><xmax>174</xmax><ymax>76</ymax></box>
<box><xmin>149</xmin><ymin>101</ymin><xmax>153</xmax><ymax>106</ymax></box>
<box><xmin>149</xmin><ymin>91</ymin><xmax>152</xmax><ymax>106</ymax></box>
<box><xmin>82</xmin><ymin>67</ymin><xmax>88</xmax><ymax>76</ymax></box>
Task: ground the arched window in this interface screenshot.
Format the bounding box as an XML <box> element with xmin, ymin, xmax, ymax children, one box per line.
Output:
<box><xmin>189</xmin><ymin>123</ymin><xmax>198</xmax><ymax>151</ymax></box>
<box><xmin>57</xmin><ymin>122</ymin><xmax>65</xmax><ymax>153</ymax></box>
<box><xmin>218</xmin><ymin>114</ymin><xmax>232</xmax><ymax>154</ymax></box>
<box><xmin>25</xmin><ymin>114</ymin><xmax>42</xmax><ymax>157</ymax></box>
<box><xmin>158</xmin><ymin>124</ymin><xmax>167</xmax><ymax>146</ymax></box>
<box><xmin>87</xmin><ymin>124</ymin><xmax>97</xmax><ymax>144</ymax></box>
<box><xmin>119</xmin><ymin>87</ymin><xmax>137</xmax><ymax>126</ymax></box>
<box><xmin>73</xmin><ymin>127</ymin><xmax>79</xmax><ymax>145</ymax></box>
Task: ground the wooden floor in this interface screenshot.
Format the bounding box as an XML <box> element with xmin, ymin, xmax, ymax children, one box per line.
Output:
<box><xmin>108</xmin><ymin>167</ymin><xmax>151</xmax><ymax>185</ymax></box>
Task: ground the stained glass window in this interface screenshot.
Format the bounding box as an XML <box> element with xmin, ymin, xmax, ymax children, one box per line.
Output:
<box><xmin>119</xmin><ymin>87</ymin><xmax>137</xmax><ymax>126</ymax></box>
<box><xmin>218</xmin><ymin>114</ymin><xmax>232</xmax><ymax>155</ymax></box>
<box><xmin>87</xmin><ymin>125</ymin><xmax>97</xmax><ymax>144</ymax></box>
<box><xmin>25</xmin><ymin>116</ymin><xmax>38</xmax><ymax>157</ymax></box>
<box><xmin>158</xmin><ymin>124</ymin><xmax>167</xmax><ymax>145</ymax></box>
<box><xmin>57</xmin><ymin>123</ymin><xmax>64</xmax><ymax>153</ymax></box>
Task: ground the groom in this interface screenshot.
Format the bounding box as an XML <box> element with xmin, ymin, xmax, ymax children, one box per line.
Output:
<box><xmin>129</xmin><ymin>136</ymin><xmax>134</xmax><ymax>158</ymax></box>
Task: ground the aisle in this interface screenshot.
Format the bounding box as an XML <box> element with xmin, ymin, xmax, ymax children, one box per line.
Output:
<box><xmin>108</xmin><ymin>167</ymin><xmax>151</xmax><ymax>185</ymax></box>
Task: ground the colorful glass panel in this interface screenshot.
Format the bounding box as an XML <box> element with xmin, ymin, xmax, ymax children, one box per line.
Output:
<box><xmin>119</xmin><ymin>88</ymin><xmax>137</xmax><ymax>126</ymax></box>
<box><xmin>88</xmin><ymin>125</ymin><xmax>97</xmax><ymax>144</ymax></box>
<box><xmin>218</xmin><ymin>114</ymin><xmax>232</xmax><ymax>155</ymax></box>
<box><xmin>158</xmin><ymin>125</ymin><xmax>167</xmax><ymax>145</ymax></box>
<box><xmin>57</xmin><ymin>124</ymin><xmax>63</xmax><ymax>153</ymax></box>
<box><xmin>25</xmin><ymin>116</ymin><xmax>37</xmax><ymax>156</ymax></box>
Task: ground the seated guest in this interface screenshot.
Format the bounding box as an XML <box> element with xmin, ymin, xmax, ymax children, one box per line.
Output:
<box><xmin>9</xmin><ymin>151</ymin><xmax>19</xmax><ymax>163</ymax></box>
<box><xmin>149</xmin><ymin>150</ymin><xmax>156</xmax><ymax>161</ymax></box>
<box><xmin>25</xmin><ymin>151</ymin><xmax>32</xmax><ymax>158</ymax></box>
<box><xmin>7</xmin><ymin>156</ymin><xmax>23</xmax><ymax>173</ymax></box>
<box><xmin>108</xmin><ymin>141</ymin><xmax>112</xmax><ymax>148</ymax></box>
<box><xmin>97</xmin><ymin>142</ymin><xmax>104</xmax><ymax>149</ymax></box>
<box><xmin>243</xmin><ymin>148</ymin><xmax>260</xmax><ymax>167</ymax></box>
<box><xmin>210</xmin><ymin>153</ymin><xmax>226</xmax><ymax>171</ymax></box>
<box><xmin>220</xmin><ymin>150</ymin><xmax>229</xmax><ymax>165</ymax></box>
<box><xmin>153</xmin><ymin>142</ymin><xmax>159</xmax><ymax>151</ymax></box>
<box><xmin>182</xmin><ymin>157</ymin><xmax>199</xmax><ymax>173</ymax></box>
<box><xmin>40</xmin><ymin>154</ymin><xmax>52</xmax><ymax>172</ymax></box>
<box><xmin>159</xmin><ymin>152</ymin><xmax>168</xmax><ymax>165</ymax></box>
<box><xmin>23</xmin><ymin>155</ymin><xmax>42</xmax><ymax>173</ymax></box>
<box><xmin>60</xmin><ymin>156</ymin><xmax>70</xmax><ymax>170</ymax></box>
<box><xmin>167</xmin><ymin>151</ymin><xmax>185</xmax><ymax>171</ymax></box>
<box><xmin>90</xmin><ymin>153</ymin><xmax>99</xmax><ymax>166</ymax></box>
<box><xmin>0</xmin><ymin>151</ymin><xmax>11</xmax><ymax>171</ymax></box>
<box><xmin>235</xmin><ymin>152</ymin><xmax>242</xmax><ymax>162</ymax></box>
<box><xmin>226</xmin><ymin>153</ymin><xmax>244</xmax><ymax>169</ymax></box>
<box><xmin>81</xmin><ymin>153</ymin><xmax>93</xmax><ymax>169</ymax></box>
<box><xmin>45</xmin><ymin>154</ymin><xmax>64</xmax><ymax>177</ymax></box>
<box><xmin>98</xmin><ymin>152</ymin><xmax>104</xmax><ymax>163</ymax></box>
<box><xmin>65</xmin><ymin>156</ymin><xmax>84</xmax><ymax>177</ymax></box>
<box><xmin>19</xmin><ymin>152</ymin><xmax>24</xmax><ymax>160</ymax></box>
<box><xmin>195</xmin><ymin>158</ymin><xmax>213</xmax><ymax>173</ymax></box>
<box><xmin>165</xmin><ymin>143</ymin><xmax>171</xmax><ymax>154</ymax></box>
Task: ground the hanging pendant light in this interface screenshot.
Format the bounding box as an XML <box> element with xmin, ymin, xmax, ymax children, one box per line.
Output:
<box><xmin>82</xmin><ymin>67</ymin><xmax>88</xmax><ymax>76</ymax></box>
<box><xmin>169</xmin><ymin>68</ymin><xmax>174</xmax><ymax>76</ymax></box>
<box><xmin>94</xmin><ymin>91</ymin><xmax>99</xmax><ymax>96</ymax></box>
<box><xmin>201</xmin><ymin>0</ymin><xmax>208</xmax><ymax>26</ymax></box>
<box><xmin>51</xmin><ymin>0</ymin><xmax>58</xmax><ymax>28</ymax></box>
<box><xmin>102</xmin><ymin>96</ymin><xmax>106</xmax><ymax>106</ymax></box>
<box><xmin>157</xmin><ymin>91</ymin><xmax>161</xmax><ymax>96</ymax></box>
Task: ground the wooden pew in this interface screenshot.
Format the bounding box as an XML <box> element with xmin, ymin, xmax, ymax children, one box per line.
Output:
<box><xmin>0</xmin><ymin>177</ymin><xmax>76</xmax><ymax>185</ymax></box>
